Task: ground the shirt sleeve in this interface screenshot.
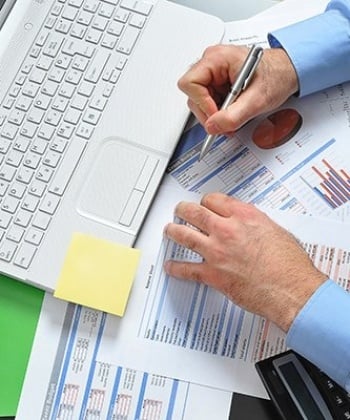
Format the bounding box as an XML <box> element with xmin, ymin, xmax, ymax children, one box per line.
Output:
<box><xmin>267</xmin><ymin>0</ymin><xmax>350</xmax><ymax>97</ymax></box>
<box><xmin>287</xmin><ymin>279</ymin><xmax>350</xmax><ymax>391</ymax></box>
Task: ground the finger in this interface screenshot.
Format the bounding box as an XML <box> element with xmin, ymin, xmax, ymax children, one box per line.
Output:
<box><xmin>200</xmin><ymin>193</ymin><xmax>238</xmax><ymax>217</ymax></box>
<box><xmin>173</xmin><ymin>201</ymin><xmax>218</xmax><ymax>234</ymax></box>
<box><xmin>178</xmin><ymin>66</ymin><xmax>220</xmax><ymax>118</ymax></box>
<box><xmin>201</xmin><ymin>192</ymin><xmax>255</xmax><ymax>220</ymax></box>
<box><xmin>164</xmin><ymin>259</ymin><xmax>209</xmax><ymax>284</ymax></box>
<box><xmin>185</xmin><ymin>86</ymin><xmax>217</xmax><ymax>119</ymax></box>
<box><xmin>204</xmin><ymin>88</ymin><xmax>265</xmax><ymax>135</ymax></box>
<box><xmin>164</xmin><ymin>222</ymin><xmax>210</xmax><ymax>256</ymax></box>
<box><xmin>188</xmin><ymin>98</ymin><xmax>211</xmax><ymax>126</ymax></box>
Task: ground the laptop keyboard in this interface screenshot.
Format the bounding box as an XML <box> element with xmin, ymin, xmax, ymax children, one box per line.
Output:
<box><xmin>0</xmin><ymin>0</ymin><xmax>153</xmax><ymax>269</ymax></box>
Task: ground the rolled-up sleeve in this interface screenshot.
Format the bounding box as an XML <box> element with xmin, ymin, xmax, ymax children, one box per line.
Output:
<box><xmin>287</xmin><ymin>279</ymin><xmax>350</xmax><ymax>391</ymax></box>
<box><xmin>268</xmin><ymin>0</ymin><xmax>350</xmax><ymax>97</ymax></box>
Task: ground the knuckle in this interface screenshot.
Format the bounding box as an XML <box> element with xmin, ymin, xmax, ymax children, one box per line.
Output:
<box><xmin>182</xmin><ymin>230</ymin><xmax>199</xmax><ymax>251</ymax></box>
<box><xmin>177</xmin><ymin>75</ymin><xmax>188</xmax><ymax>91</ymax></box>
<box><xmin>202</xmin><ymin>45</ymin><xmax>217</xmax><ymax>57</ymax></box>
<box><xmin>210</xmin><ymin>244</ymin><xmax>228</xmax><ymax>265</ymax></box>
<box><xmin>182</xmin><ymin>264</ymin><xmax>205</xmax><ymax>283</ymax></box>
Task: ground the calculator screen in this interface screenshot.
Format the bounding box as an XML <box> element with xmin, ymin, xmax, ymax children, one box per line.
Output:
<box><xmin>279</xmin><ymin>361</ymin><xmax>325</xmax><ymax>419</ymax></box>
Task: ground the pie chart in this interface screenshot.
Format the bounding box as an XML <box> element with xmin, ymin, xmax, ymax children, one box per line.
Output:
<box><xmin>252</xmin><ymin>108</ymin><xmax>303</xmax><ymax>149</ymax></box>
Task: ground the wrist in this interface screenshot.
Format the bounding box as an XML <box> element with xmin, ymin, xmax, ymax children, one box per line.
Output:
<box><xmin>270</xmin><ymin>270</ymin><xmax>328</xmax><ymax>332</ymax></box>
<box><xmin>267</xmin><ymin>47</ymin><xmax>299</xmax><ymax>97</ymax></box>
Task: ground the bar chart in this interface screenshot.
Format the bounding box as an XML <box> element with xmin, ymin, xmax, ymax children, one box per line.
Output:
<box><xmin>300</xmin><ymin>158</ymin><xmax>350</xmax><ymax>209</ymax></box>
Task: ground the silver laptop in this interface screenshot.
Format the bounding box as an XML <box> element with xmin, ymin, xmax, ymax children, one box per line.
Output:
<box><xmin>0</xmin><ymin>0</ymin><xmax>224</xmax><ymax>291</ymax></box>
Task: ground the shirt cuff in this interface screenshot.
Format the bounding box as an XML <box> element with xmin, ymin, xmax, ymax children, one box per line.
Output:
<box><xmin>287</xmin><ymin>279</ymin><xmax>350</xmax><ymax>391</ymax></box>
<box><xmin>268</xmin><ymin>8</ymin><xmax>350</xmax><ymax>97</ymax></box>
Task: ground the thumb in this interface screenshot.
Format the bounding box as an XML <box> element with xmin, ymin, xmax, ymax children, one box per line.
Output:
<box><xmin>205</xmin><ymin>89</ymin><xmax>263</xmax><ymax>134</ymax></box>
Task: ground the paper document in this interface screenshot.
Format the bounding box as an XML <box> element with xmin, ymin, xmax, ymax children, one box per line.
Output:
<box><xmin>16</xmin><ymin>262</ymin><xmax>232</xmax><ymax>419</ymax></box>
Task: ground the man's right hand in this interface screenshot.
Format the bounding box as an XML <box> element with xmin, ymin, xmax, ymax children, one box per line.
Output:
<box><xmin>178</xmin><ymin>44</ymin><xmax>299</xmax><ymax>136</ymax></box>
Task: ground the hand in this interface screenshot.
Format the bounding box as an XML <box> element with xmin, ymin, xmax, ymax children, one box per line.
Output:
<box><xmin>178</xmin><ymin>45</ymin><xmax>299</xmax><ymax>136</ymax></box>
<box><xmin>164</xmin><ymin>193</ymin><xmax>327</xmax><ymax>332</ymax></box>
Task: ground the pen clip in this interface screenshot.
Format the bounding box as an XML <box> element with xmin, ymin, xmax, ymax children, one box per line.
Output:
<box><xmin>242</xmin><ymin>48</ymin><xmax>263</xmax><ymax>91</ymax></box>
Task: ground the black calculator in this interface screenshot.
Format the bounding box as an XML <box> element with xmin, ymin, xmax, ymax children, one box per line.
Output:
<box><xmin>255</xmin><ymin>350</ymin><xmax>350</xmax><ymax>419</ymax></box>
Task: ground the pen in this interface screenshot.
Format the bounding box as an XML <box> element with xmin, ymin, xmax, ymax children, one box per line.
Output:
<box><xmin>199</xmin><ymin>44</ymin><xmax>264</xmax><ymax>161</ymax></box>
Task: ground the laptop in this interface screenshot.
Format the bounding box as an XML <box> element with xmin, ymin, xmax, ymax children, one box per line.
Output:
<box><xmin>0</xmin><ymin>0</ymin><xmax>224</xmax><ymax>291</ymax></box>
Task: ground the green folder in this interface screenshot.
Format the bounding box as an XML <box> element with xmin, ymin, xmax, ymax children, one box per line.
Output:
<box><xmin>0</xmin><ymin>275</ymin><xmax>44</xmax><ymax>416</ymax></box>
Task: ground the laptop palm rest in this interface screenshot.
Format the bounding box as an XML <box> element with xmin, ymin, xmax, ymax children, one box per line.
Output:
<box><xmin>77</xmin><ymin>138</ymin><xmax>159</xmax><ymax>229</ymax></box>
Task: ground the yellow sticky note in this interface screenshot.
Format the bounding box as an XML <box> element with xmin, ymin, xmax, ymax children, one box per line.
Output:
<box><xmin>54</xmin><ymin>232</ymin><xmax>141</xmax><ymax>316</ymax></box>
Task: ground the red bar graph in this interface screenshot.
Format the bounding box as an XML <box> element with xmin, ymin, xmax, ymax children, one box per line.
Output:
<box><xmin>301</xmin><ymin>158</ymin><xmax>350</xmax><ymax>209</ymax></box>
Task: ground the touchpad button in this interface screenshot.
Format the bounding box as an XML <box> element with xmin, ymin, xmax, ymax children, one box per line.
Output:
<box><xmin>77</xmin><ymin>140</ymin><xmax>148</xmax><ymax>226</ymax></box>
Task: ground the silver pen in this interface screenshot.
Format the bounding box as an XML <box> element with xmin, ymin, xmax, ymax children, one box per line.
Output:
<box><xmin>199</xmin><ymin>44</ymin><xmax>264</xmax><ymax>161</ymax></box>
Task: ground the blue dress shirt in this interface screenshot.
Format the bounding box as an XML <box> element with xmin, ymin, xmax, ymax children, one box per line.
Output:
<box><xmin>287</xmin><ymin>280</ymin><xmax>350</xmax><ymax>392</ymax></box>
<box><xmin>267</xmin><ymin>0</ymin><xmax>350</xmax><ymax>391</ymax></box>
<box><xmin>268</xmin><ymin>0</ymin><xmax>350</xmax><ymax>97</ymax></box>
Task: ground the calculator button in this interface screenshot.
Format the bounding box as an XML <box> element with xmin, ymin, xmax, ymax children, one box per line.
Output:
<box><xmin>324</xmin><ymin>379</ymin><xmax>336</xmax><ymax>391</ymax></box>
<box><xmin>333</xmin><ymin>394</ymin><xmax>346</xmax><ymax>406</ymax></box>
<box><xmin>341</xmin><ymin>408</ymin><xmax>350</xmax><ymax>419</ymax></box>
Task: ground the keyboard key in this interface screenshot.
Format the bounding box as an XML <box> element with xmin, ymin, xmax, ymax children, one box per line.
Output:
<box><xmin>2</xmin><ymin>196</ymin><xmax>20</xmax><ymax>213</ymax></box>
<box><xmin>76</xmin><ymin>122</ymin><xmax>94</xmax><ymax>138</ymax></box>
<box><xmin>64</xmin><ymin>108</ymin><xmax>81</xmax><ymax>124</ymax></box>
<box><xmin>6</xmin><ymin>150</ymin><xmax>23</xmax><ymax>167</ymax></box>
<box><xmin>0</xmin><ymin>210</ymin><xmax>11</xmax><ymax>229</ymax></box>
<box><xmin>16</xmin><ymin>96</ymin><xmax>32</xmax><ymax>112</ymax></box>
<box><xmin>0</xmin><ymin>165</ymin><xmax>16</xmax><ymax>182</ymax></box>
<box><xmin>14</xmin><ymin>242</ymin><xmax>37</xmax><ymax>268</ymax></box>
<box><xmin>9</xmin><ymin>182</ymin><xmax>26</xmax><ymax>199</ymax></box>
<box><xmin>78</xmin><ymin>81</ymin><xmax>95</xmax><ymax>97</ymax></box>
<box><xmin>99</xmin><ymin>2</ymin><xmax>115</xmax><ymax>17</ymax></box>
<box><xmin>0</xmin><ymin>239</ymin><xmax>17</xmax><ymax>262</ymax></box>
<box><xmin>32</xmin><ymin>211</ymin><xmax>51</xmax><ymax>230</ymax></box>
<box><xmin>14</xmin><ymin>209</ymin><xmax>32</xmax><ymax>228</ymax></box>
<box><xmin>21</xmin><ymin>194</ymin><xmax>40</xmax><ymax>212</ymax></box>
<box><xmin>6</xmin><ymin>225</ymin><xmax>24</xmax><ymax>242</ymax></box>
<box><xmin>25</xmin><ymin>228</ymin><xmax>44</xmax><ymax>246</ymax></box>
<box><xmin>0</xmin><ymin>138</ymin><xmax>11</xmax><ymax>154</ymax></box>
<box><xmin>82</xmin><ymin>108</ymin><xmax>101</xmax><ymax>125</ymax></box>
<box><xmin>8</xmin><ymin>109</ymin><xmax>26</xmax><ymax>126</ymax></box>
<box><xmin>43</xmin><ymin>33</ymin><xmax>64</xmax><ymax>58</ymax></box>
<box><xmin>85</xmin><ymin>49</ymin><xmax>110</xmax><ymax>83</ymax></box>
<box><xmin>13</xmin><ymin>137</ymin><xmax>30</xmax><ymax>153</ymax></box>
<box><xmin>16</xmin><ymin>167</ymin><xmax>34</xmax><ymax>184</ymax></box>
<box><xmin>49</xmin><ymin>138</ymin><xmax>86</xmax><ymax>195</ymax></box>
<box><xmin>28</xmin><ymin>179</ymin><xmax>46</xmax><ymax>197</ymax></box>
<box><xmin>43</xmin><ymin>150</ymin><xmax>61</xmax><ymax>167</ymax></box>
<box><xmin>116</xmin><ymin>25</ymin><xmax>140</xmax><ymax>54</ymax></box>
<box><xmin>38</xmin><ymin>124</ymin><xmax>55</xmax><ymax>140</ymax></box>
<box><xmin>27</xmin><ymin>108</ymin><xmax>45</xmax><ymax>125</ymax></box>
<box><xmin>39</xmin><ymin>193</ymin><xmax>60</xmax><ymax>214</ymax></box>
<box><xmin>1</xmin><ymin>122</ymin><xmax>18</xmax><ymax>139</ymax></box>
<box><xmin>77</xmin><ymin>10</ymin><xmax>93</xmax><ymax>26</ymax></box>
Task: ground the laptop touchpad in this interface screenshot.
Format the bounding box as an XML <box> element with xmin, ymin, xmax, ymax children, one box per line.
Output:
<box><xmin>77</xmin><ymin>139</ymin><xmax>158</xmax><ymax>228</ymax></box>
